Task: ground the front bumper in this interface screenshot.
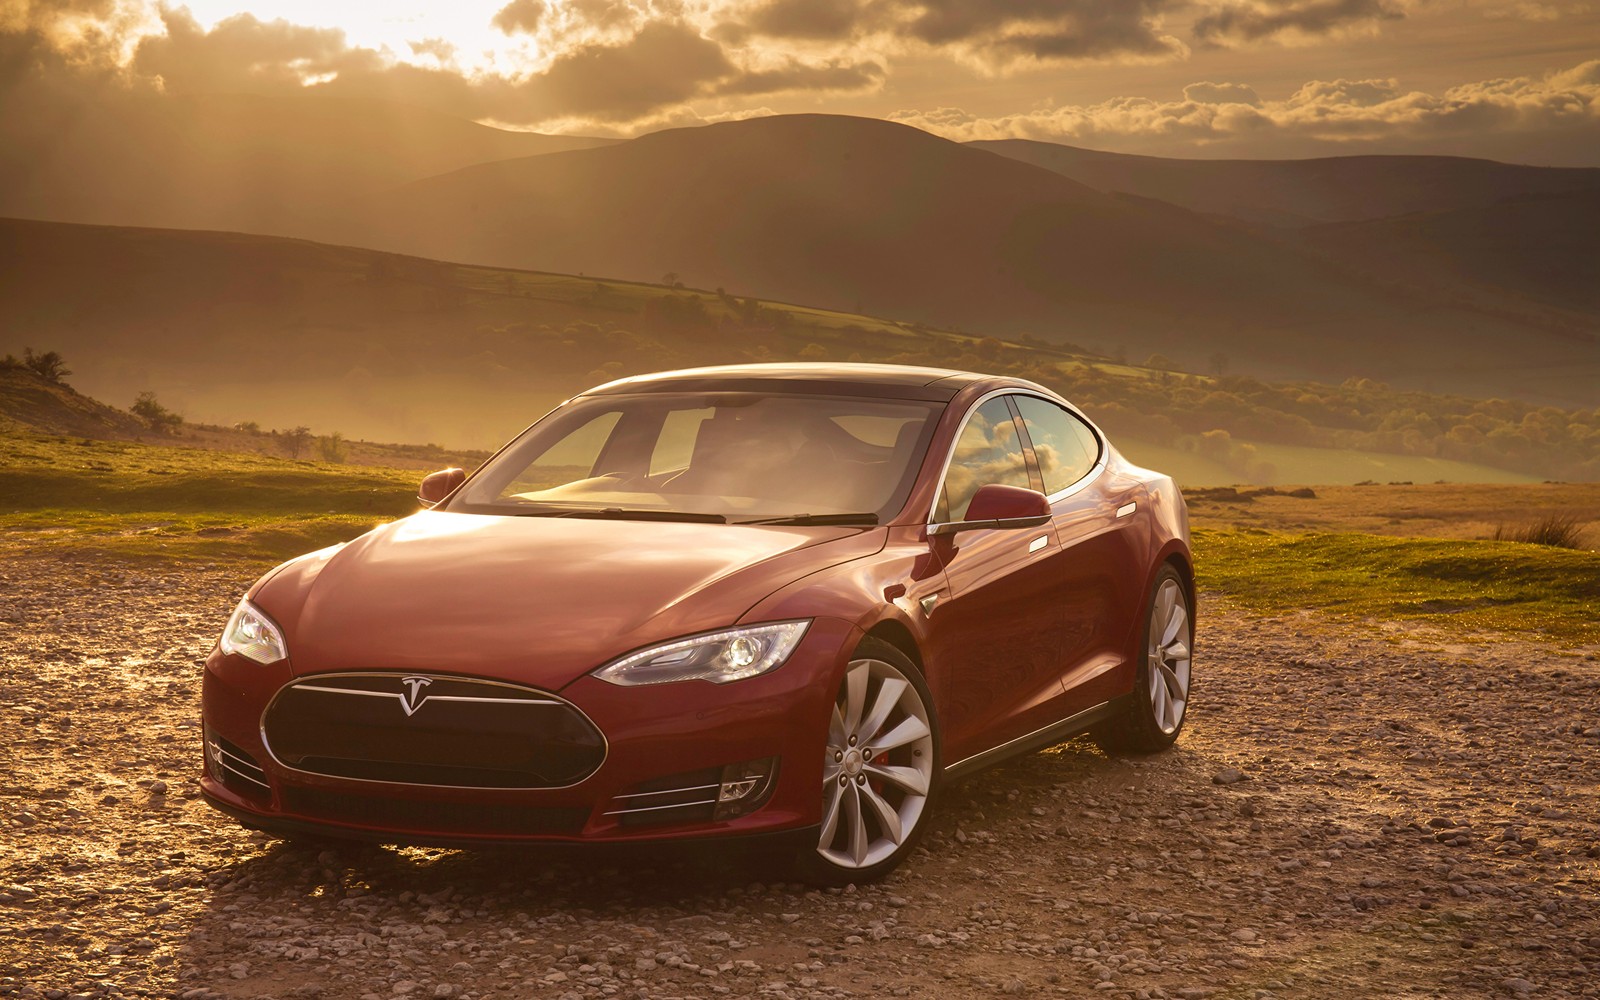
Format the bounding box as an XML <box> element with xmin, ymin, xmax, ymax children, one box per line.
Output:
<box><xmin>198</xmin><ymin>617</ymin><xmax>856</xmax><ymax>848</ymax></box>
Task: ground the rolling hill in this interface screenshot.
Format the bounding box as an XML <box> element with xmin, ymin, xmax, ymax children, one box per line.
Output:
<box><xmin>0</xmin><ymin>91</ymin><xmax>613</xmax><ymax>237</ymax></box>
<box><xmin>1300</xmin><ymin>190</ymin><xmax>1600</xmax><ymax>316</ymax></box>
<box><xmin>969</xmin><ymin>139</ymin><xmax>1600</xmax><ymax>227</ymax></box>
<box><xmin>1</xmin><ymin>217</ymin><xmax>1594</xmax><ymax>484</ymax></box>
<box><xmin>333</xmin><ymin>114</ymin><xmax>1595</xmax><ymax>406</ymax></box>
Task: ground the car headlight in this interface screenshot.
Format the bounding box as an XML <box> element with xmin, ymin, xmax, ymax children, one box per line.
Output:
<box><xmin>593</xmin><ymin>621</ymin><xmax>810</xmax><ymax>686</ymax></box>
<box><xmin>219</xmin><ymin>598</ymin><xmax>287</xmax><ymax>665</ymax></box>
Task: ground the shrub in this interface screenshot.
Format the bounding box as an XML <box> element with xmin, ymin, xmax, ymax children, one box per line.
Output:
<box><xmin>131</xmin><ymin>391</ymin><xmax>182</xmax><ymax>432</ymax></box>
<box><xmin>1493</xmin><ymin>513</ymin><xmax>1589</xmax><ymax>549</ymax></box>
<box><xmin>318</xmin><ymin>432</ymin><xmax>348</xmax><ymax>464</ymax></box>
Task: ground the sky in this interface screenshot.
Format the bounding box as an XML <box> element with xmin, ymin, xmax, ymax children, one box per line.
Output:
<box><xmin>4</xmin><ymin>0</ymin><xmax>1598</xmax><ymax>163</ymax></box>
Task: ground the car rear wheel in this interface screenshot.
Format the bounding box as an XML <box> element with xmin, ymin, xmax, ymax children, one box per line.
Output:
<box><xmin>797</xmin><ymin>637</ymin><xmax>939</xmax><ymax>885</ymax></box>
<box><xmin>1095</xmin><ymin>564</ymin><xmax>1193</xmax><ymax>754</ymax></box>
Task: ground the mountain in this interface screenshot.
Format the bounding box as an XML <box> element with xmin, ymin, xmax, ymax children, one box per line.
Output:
<box><xmin>0</xmin><ymin>92</ymin><xmax>614</xmax><ymax>237</ymax></box>
<box><xmin>3</xmin><ymin>106</ymin><xmax>1594</xmax><ymax>405</ymax></box>
<box><xmin>968</xmin><ymin>139</ymin><xmax>1600</xmax><ymax>227</ymax></box>
<box><xmin>1301</xmin><ymin>190</ymin><xmax>1600</xmax><ymax>316</ymax></box>
<box><xmin>339</xmin><ymin>114</ymin><xmax>1595</xmax><ymax>405</ymax></box>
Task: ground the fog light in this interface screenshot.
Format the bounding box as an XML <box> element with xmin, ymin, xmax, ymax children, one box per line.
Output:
<box><xmin>713</xmin><ymin>757</ymin><xmax>778</xmax><ymax>820</ymax></box>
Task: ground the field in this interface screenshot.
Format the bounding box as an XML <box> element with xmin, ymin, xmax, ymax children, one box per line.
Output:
<box><xmin>4</xmin><ymin>433</ymin><xmax>1596</xmax><ymax>643</ymax></box>
<box><xmin>2</xmin><ymin>434</ymin><xmax>1597</xmax><ymax>999</ymax></box>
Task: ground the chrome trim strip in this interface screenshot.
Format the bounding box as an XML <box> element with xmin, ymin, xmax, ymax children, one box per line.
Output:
<box><xmin>927</xmin><ymin>387</ymin><xmax>1109</xmax><ymax>531</ymax></box>
<box><xmin>612</xmin><ymin>782</ymin><xmax>720</xmax><ymax>800</ymax></box>
<box><xmin>1116</xmin><ymin>502</ymin><xmax>1136</xmax><ymax>518</ymax></box>
<box><xmin>290</xmin><ymin>684</ymin><xmax>564</xmax><ymax>707</ymax></box>
<box><xmin>219</xmin><ymin>758</ymin><xmax>271</xmax><ymax>791</ymax></box>
<box><xmin>603</xmin><ymin>797</ymin><xmax>719</xmax><ymax>816</ymax></box>
<box><xmin>217</xmin><ymin>746</ymin><xmax>266</xmax><ymax>777</ymax></box>
<box><xmin>943</xmin><ymin>698</ymin><xmax>1122</xmax><ymax>780</ymax></box>
<box><xmin>259</xmin><ymin>671</ymin><xmax>609</xmax><ymax>792</ymax></box>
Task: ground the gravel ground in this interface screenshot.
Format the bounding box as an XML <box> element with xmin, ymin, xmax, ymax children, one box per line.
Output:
<box><xmin>2</xmin><ymin>555</ymin><xmax>1598</xmax><ymax>1000</ymax></box>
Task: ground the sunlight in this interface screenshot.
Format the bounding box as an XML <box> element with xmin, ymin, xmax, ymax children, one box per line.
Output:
<box><xmin>176</xmin><ymin>0</ymin><xmax>526</xmax><ymax>72</ymax></box>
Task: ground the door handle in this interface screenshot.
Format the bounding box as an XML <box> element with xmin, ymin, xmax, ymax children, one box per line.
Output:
<box><xmin>1028</xmin><ymin>535</ymin><xmax>1049</xmax><ymax>553</ymax></box>
<box><xmin>1116</xmin><ymin>502</ymin><xmax>1136</xmax><ymax>518</ymax></box>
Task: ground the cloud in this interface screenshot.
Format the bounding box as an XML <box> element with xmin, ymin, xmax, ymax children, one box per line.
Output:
<box><xmin>407</xmin><ymin>38</ymin><xmax>457</xmax><ymax>63</ymax></box>
<box><xmin>1183</xmin><ymin>81</ymin><xmax>1261</xmax><ymax>105</ymax></box>
<box><xmin>1193</xmin><ymin>0</ymin><xmax>1406</xmax><ymax>47</ymax></box>
<box><xmin>2</xmin><ymin>2</ymin><xmax>885</xmax><ymax>128</ymax></box>
<box><xmin>737</xmin><ymin>0</ymin><xmax>1189</xmax><ymax>68</ymax></box>
<box><xmin>529</xmin><ymin>20</ymin><xmax>734</xmax><ymax>117</ymax></box>
<box><xmin>889</xmin><ymin>59</ymin><xmax>1600</xmax><ymax>161</ymax></box>
<box><xmin>743</xmin><ymin>0</ymin><xmax>868</xmax><ymax>40</ymax></box>
<box><xmin>491</xmin><ymin>0</ymin><xmax>546</xmax><ymax>36</ymax></box>
<box><xmin>130</xmin><ymin>9</ymin><xmax>380</xmax><ymax>93</ymax></box>
<box><xmin>720</xmin><ymin>57</ymin><xmax>886</xmax><ymax>97</ymax></box>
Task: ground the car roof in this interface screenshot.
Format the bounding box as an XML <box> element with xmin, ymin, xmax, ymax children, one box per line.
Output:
<box><xmin>579</xmin><ymin>363</ymin><xmax>993</xmax><ymax>402</ymax></box>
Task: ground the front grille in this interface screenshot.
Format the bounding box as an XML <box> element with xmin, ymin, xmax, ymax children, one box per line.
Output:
<box><xmin>605</xmin><ymin>767</ymin><xmax>721</xmax><ymax>828</ymax></box>
<box><xmin>262</xmin><ymin>673</ymin><xmax>605</xmax><ymax>789</ymax></box>
<box><xmin>280</xmin><ymin>787</ymin><xmax>587</xmax><ymax>837</ymax></box>
<box><xmin>206</xmin><ymin>727</ymin><xmax>270</xmax><ymax>802</ymax></box>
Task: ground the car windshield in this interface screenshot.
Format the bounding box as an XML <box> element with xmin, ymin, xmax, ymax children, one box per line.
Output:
<box><xmin>447</xmin><ymin>392</ymin><xmax>944</xmax><ymax>523</ymax></box>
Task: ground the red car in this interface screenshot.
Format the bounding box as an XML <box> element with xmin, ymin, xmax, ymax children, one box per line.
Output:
<box><xmin>201</xmin><ymin>363</ymin><xmax>1194</xmax><ymax>883</ymax></box>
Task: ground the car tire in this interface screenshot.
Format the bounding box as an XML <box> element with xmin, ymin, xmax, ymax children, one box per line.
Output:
<box><xmin>795</xmin><ymin>637</ymin><xmax>940</xmax><ymax>886</ymax></box>
<box><xmin>1094</xmin><ymin>563</ymin><xmax>1193</xmax><ymax>754</ymax></box>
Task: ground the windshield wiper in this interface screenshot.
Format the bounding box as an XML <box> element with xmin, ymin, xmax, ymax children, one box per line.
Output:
<box><xmin>739</xmin><ymin>512</ymin><xmax>879</xmax><ymax>526</ymax></box>
<box><xmin>555</xmin><ymin>507</ymin><xmax>728</xmax><ymax>523</ymax></box>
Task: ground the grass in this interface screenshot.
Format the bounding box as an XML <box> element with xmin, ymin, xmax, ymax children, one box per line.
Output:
<box><xmin>6</xmin><ymin>433</ymin><xmax>1598</xmax><ymax>645</ymax></box>
<box><xmin>1493</xmin><ymin>512</ymin><xmax>1590</xmax><ymax>549</ymax></box>
<box><xmin>1194</xmin><ymin>528</ymin><xmax>1600</xmax><ymax>645</ymax></box>
<box><xmin>1119</xmin><ymin>439</ymin><xmax>1540</xmax><ymax>488</ymax></box>
<box><xmin>0</xmin><ymin>433</ymin><xmax>418</xmax><ymax>565</ymax></box>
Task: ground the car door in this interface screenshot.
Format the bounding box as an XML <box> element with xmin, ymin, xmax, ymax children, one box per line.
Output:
<box><xmin>924</xmin><ymin>394</ymin><xmax>1074</xmax><ymax>765</ymax></box>
<box><xmin>1012</xmin><ymin>395</ymin><xmax>1145</xmax><ymax>713</ymax></box>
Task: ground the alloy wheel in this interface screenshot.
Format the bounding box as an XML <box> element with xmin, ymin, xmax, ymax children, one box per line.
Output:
<box><xmin>818</xmin><ymin>657</ymin><xmax>935</xmax><ymax>870</ymax></box>
<box><xmin>1147</xmin><ymin>577</ymin><xmax>1192</xmax><ymax>735</ymax></box>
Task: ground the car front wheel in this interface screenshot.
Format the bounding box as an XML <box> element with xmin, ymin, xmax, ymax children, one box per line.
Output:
<box><xmin>797</xmin><ymin>637</ymin><xmax>939</xmax><ymax>885</ymax></box>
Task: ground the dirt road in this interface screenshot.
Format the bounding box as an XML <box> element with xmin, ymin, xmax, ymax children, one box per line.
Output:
<box><xmin>2</xmin><ymin>556</ymin><xmax>1597</xmax><ymax>999</ymax></box>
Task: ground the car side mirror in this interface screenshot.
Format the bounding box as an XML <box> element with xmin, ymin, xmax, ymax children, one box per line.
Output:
<box><xmin>418</xmin><ymin>468</ymin><xmax>466</xmax><ymax>508</ymax></box>
<box><xmin>930</xmin><ymin>484</ymin><xmax>1051</xmax><ymax>535</ymax></box>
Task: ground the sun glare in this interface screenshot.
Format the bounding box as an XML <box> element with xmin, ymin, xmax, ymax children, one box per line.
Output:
<box><xmin>175</xmin><ymin>0</ymin><xmax>528</xmax><ymax>72</ymax></box>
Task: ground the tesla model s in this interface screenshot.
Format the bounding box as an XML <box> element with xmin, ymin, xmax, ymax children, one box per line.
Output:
<box><xmin>200</xmin><ymin>363</ymin><xmax>1194</xmax><ymax>883</ymax></box>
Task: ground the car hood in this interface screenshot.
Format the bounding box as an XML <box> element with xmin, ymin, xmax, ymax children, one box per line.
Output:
<box><xmin>251</xmin><ymin>510</ymin><xmax>883</xmax><ymax>689</ymax></box>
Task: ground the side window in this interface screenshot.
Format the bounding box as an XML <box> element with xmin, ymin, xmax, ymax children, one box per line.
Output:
<box><xmin>1015</xmin><ymin>396</ymin><xmax>1100</xmax><ymax>495</ymax></box>
<box><xmin>938</xmin><ymin>397</ymin><xmax>1030</xmax><ymax>522</ymax></box>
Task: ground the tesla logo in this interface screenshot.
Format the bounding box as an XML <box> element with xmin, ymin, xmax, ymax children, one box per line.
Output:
<box><xmin>399</xmin><ymin>676</ymin><xmax>433</xmax><ymax>716</ymax></box>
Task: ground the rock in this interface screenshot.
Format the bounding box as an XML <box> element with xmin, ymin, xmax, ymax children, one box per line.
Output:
<box><xmin>149</xmin><ymin>780</ymin><xmax>168</xmax><ymax>796</ymax></box>
<box><xmin>1213</xmin><ymin>769</ymin><xmax>1245</xmax><ymax>786</ymax></box>
<box><xmin>1501</xmin><ymin>978</ymin><xmax>1536</xmax><ymax>994</ymax></box>
<box><xmin>1231</xmin><ymin>929</ymin><xmax>1258</xmax><ymax>942</ymax></box>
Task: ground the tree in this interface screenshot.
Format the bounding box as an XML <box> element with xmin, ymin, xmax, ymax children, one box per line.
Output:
<box><xmin>22</xmin><ymin>348</ymin><xmax>70</xmax><ymax>383</ymax></box>
<box><xmin>281</xmin><ymin>426</ymin><xmax>313</xmax><ymax>459</ymax></box>
<box><xmin>661</xmin><ymin>272</ymin><xmax>679</xmax><ymax>288</ymax></box>
<box><xmin>131</xmin><ymin>391</ymin><xmax>182</xmax><ymax>432</ymax></box>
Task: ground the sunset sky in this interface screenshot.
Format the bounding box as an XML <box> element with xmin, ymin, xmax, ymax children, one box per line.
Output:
<box><xmin>5</xmin><ymin>0</ymin><xmax>1599</xmax><ymax>163</ymax></box>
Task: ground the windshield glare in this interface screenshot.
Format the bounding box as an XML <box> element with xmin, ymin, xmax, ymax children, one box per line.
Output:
<box><xmin>450</xmin><ymin>392</ymin><xmax>943</xmax><ymax>522</ymax></box>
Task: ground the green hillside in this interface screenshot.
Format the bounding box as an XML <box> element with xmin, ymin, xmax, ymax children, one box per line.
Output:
<box><xmin>2</xmin><ymin>218</ymin><xmax>1596</xmax><ymax>484</ymax></box>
